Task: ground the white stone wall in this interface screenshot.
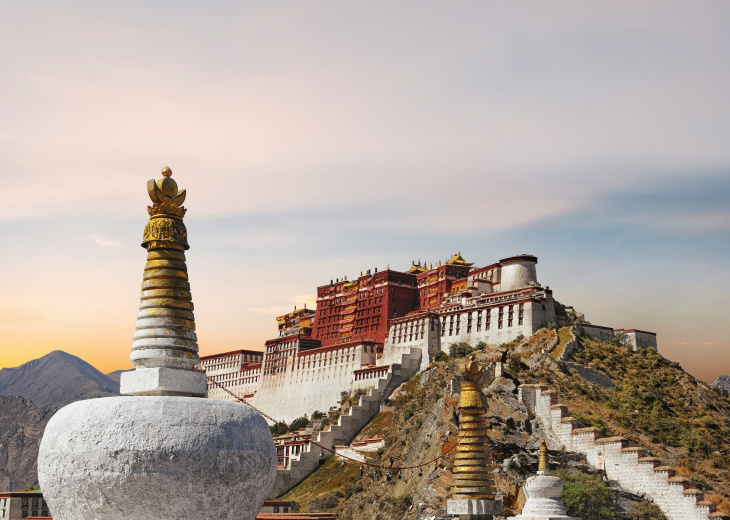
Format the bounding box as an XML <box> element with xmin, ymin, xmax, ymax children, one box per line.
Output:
<box><xmin>580</xmin><ymin>324</ymin><xmax>615</xmax><ymax>342</ymax></box>
<box><xmin>382</xmin><ymin>314</ymin><xmax>439</xmax><ymax>371</ymax></box>
<box><xmin>624</xmin><ymin>330</ymin><xmax>658</xmax><ymax>350</ymax></box>
<box><xmin>519</xmin><ymin>385</ymin><xmax>716</xmax><ymax>520</ymax></box>
<box><xmin>439</xmin><ymin>297</ymin><xmax>555</xmax><ymax>352</ymax></box>
<box><xmin>207</xmin><ymin>365</ymin><xmax>260</xmax><ymax>400</ymax></box>
<box><xmin>253</xmin><ymin>345</ymin><xmax>365</xmax><ymax>423</ymax></box>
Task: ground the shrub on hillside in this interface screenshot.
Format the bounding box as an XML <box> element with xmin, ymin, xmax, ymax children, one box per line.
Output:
<box><xmin>627</xmin><ymin>501</ymin><xmax>667</xmax><ymax>520</ymax></box>
<box><xmin>555</xmin><ymin>470</ymin><xmax>614</xmax><ymax>520</ymax></box>
<box><xmin>449</xmin><ymin>342</ymin><xmax>475</xmax><ymax>358</ymax></box>
<box><xmin>289</xmin><ymin>415</ymin><xmax>309</xmax><ymax>431</ymax></box>
<box><xmin>434</xmin><ymin>350</ymin><xmax>449</xmax><ymax>362</ymax></box>
<box><xmin>270</xmin><ymin>422</ymin><xmax>288</xmax><ymax>437</ymax></box>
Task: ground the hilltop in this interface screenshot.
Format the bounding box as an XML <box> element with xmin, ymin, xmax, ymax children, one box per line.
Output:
<box><xmin>521</xmin><ymin>327</ymin><xmax>730</xmax><ymax>506</ymax></box>
<box><xmin>0</xmin><ymin>350</ymin><xmax>119</xmax><ymax>410</ymax></box>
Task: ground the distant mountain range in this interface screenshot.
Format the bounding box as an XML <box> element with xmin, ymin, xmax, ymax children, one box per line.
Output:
<box><xmin>105</xmin><ymin>369</ymin><xmax>132</xmax><ymax>386</ymax></box>
<box><xmin>0</xmin><ymin>350</ymin><xmax>128</xmax><ymax>490</ymax></box>
<box><xmin>712</xmin><ymin>375</ymin><xmax>730</xmax><ymax>396</ymax></box>
<box><xmin>0</xmin><ymin>350</ymin><xmax>120</xmax><ymax>411</ymax></box>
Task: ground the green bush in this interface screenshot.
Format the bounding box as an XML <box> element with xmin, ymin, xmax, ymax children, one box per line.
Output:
<box><xmin>289</xmin><ymin>415</ymin><xmax>309</xmax><ymax>431</ymax></box>
<box><xmin>555</xmin><ymin>470</ymin><xmax>615</xmax><ymax>520</ymax></box>
<box><xmin>270</xmin><ymin>422</ymin><xmax>288</xmax><ymax>437</ymax></box>
<box><xmin>449</xmin><ymin>342</ymin><xmax>475</xmax><ymax>358</ymax></box>
<box><xmin>434</xmin><ymin>350</ymin><xmax>449</xmax><ymax>362</ymax></box>
<box><xmin>627</xmin><ymin>501</ymin><xmax>667</xmax><ymax>520</ymax></box>
<box><xmin>311</xmin><ymin>410</ymin><xmax>324</xmax><ymax>420</ymax></box>
<box><xmin>476</xmin><ymin>341</ymin><xmax>488</xmax><ymax>351</ymax></box>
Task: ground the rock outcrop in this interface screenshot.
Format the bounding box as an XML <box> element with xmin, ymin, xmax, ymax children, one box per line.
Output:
<box><xmin>0</xmin><ymin>395</ymin><xmax>52</xmax><ymax>491</ymax></box>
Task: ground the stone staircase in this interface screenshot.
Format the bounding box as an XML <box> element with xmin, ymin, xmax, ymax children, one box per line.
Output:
<box><xmin>271</xmin><ymin>348</ymin><xmax>422</xmax><ymax>497</ymax></box>
<box><xmin>519</xmin><ymin>384</ymin><xmax>729</xmax><ymax>520</ymax></box>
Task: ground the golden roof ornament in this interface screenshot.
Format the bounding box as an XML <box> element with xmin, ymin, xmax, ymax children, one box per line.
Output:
<box><xmin>142</xmin><ymin>167</ymin><xmax>189</xmax><ymax>249</ymax></box>
<box><xmin>452</xmin><ymin>355</ymin><xmax>497</xmax><ymax>500</ymax></box>
<box><xmin>446</xmin><ymin>252</ymin><xmax>474</xmax><ymax>267</ymax></box>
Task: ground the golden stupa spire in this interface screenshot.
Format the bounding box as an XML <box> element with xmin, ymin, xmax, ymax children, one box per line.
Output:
<box><xmin>122</xmin><ymin>167</ymin><xmax>205</xmax><ymax>397</ymax></box>
<box><xmin>452</xmin><ymin>355</ymin><xmax>497</xmax><ymax>500</ymax></box>
<box><xmin>538</xmin><ymin>438</ymin><xmax>549</xmax><ymax>474</ymax></box>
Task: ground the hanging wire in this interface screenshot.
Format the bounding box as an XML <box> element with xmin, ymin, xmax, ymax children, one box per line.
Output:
<box><xmin>197</xmin><ymin>367</ymin><xmax>466</xmax><ymax>471</ymax></box>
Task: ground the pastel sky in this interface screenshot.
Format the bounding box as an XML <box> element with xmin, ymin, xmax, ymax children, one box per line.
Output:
<box><xmin>1</xmin><ymin>2</ymin><xmax>728</xmax><ymax>381</ymax></box>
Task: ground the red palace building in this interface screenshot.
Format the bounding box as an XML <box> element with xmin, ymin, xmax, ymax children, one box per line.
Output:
<box><xmin>312</xmin><ymin>252</ymin><xmax>474</xmax><ymax>348</ymax></box>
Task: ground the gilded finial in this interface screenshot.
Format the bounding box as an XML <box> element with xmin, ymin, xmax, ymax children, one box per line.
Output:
<box><xmin>538</xmin><ymin>438</ymin><xmax>549</xmax><ymax>473</ymax></box>
<box><xmin>142</xmin><ymin>167</ymin><xmax>189</xmax><ymax>249</ymax></box>
<box><xmin>464</xmin><ymin>355</ymin><xmax>484</xmax><ymax>383</ymax></box>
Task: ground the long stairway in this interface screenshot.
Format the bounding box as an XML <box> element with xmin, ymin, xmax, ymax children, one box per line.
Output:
<box><xmin>519</xmin><ymin>384</ymin><xmax>730</xmax><ymax>520</ymax></box>
<box><xmin>271</xmin><ymin>348</ymin><xmax>422</xmax><ymax>497</ymax></box>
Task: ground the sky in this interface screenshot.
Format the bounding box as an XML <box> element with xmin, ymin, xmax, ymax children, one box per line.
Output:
<box><xmin>1</xmin><ymin>1</ymin><xmax>728</xmax><ymax>382</ymax></box>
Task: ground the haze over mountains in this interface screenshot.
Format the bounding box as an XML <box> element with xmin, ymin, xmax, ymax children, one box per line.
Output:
<box><xmin>0</xmin><ymin>350</ymin><xmax>120</xmax><ymax>410</ymax></box>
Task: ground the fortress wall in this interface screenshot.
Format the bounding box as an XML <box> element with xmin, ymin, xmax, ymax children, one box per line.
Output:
<box><xmin>383</xmin><ymin>315</ymin><xmax>439</xmax><ymax>371</ymax></box>
<box><xmin>253</xmin><ymin>345</ymin><xmax>365</xmax><ymax>423</ymax></box>
<box><xmin>439</xmin><ymin>299</ymin><xmax>551</xmax><ymax>352</ymax></box>
<box><xmin>206</xmin><ymin>364</ymin><xmax>260</xmax><ymax>400</ymax></box>
<box><xmin>622</xmin><ymin>330</ymin><xmax>658</xmax><ymax>350</ymax></box>
<box><xmin>520</xmin><ymin>384</ymin><xmax>715</xmax><ymax>520</ymax></box>
<box><xmin>581</xmin><ymin>324</ymin><xmax>615</xmax><ymax>342</ymax></box>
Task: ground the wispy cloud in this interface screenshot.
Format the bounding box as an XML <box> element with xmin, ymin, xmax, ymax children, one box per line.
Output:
<box><xmin>77</xmin><ymin>234</ymin><xmax>121</xmax><ymax>247</ymax></box>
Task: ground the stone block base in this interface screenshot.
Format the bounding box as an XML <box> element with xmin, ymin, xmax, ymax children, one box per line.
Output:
<box><xmin>120</xmin><ymin>367</ymin><xmax>207</xmax><ymax>397</ymax></box>
<box><xmin>447</xmin><ymin>498</ymin><xmax>503</xmax><ymax>519</ymax></box>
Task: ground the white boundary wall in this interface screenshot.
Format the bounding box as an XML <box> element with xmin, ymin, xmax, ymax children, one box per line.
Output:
<box><xmin>518</xmin><ymin>384</ymin><xmax>725</xmax><ymax>520</ymax></box>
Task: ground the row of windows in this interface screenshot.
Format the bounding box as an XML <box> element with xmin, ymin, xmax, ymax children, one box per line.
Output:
<box><xmin>440</xmin><ymin>304</ymin><xmax>525</xmax><ymax>335</ymax></box>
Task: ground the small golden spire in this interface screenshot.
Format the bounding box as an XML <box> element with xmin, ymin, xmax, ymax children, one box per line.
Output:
<box><xmin>538</xmin><ymin>438</ymin><xmax>549</xmax><ymax>473</ymax></box>
<box><xmin>452</xmin><ymin>357</ymin><xmax>496</xmax><ymax>499</ymax></box>
<box><xmin>161</xmin><ymin>166</ymin><xmax>172</xmax><ymax>177</ymax></box>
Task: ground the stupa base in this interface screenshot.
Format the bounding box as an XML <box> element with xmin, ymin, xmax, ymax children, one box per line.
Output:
<box><xmin>38</xmin><ymin>396</ymin><xmax>276</xmax><ymax>520</ymax></box>
<box><xmin>120</xmin><ymin>366</ymin><xmax>207</xmax><ymax>396</ymax></box>
<box><xmin>447</xmin><ymin>498</ymin><xmax>503</xmax><ymax>519</ymax></box>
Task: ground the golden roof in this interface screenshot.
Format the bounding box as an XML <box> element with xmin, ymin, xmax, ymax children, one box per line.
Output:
<box><xmin>446</xmin><ymin>252</ymin><xmax>473</xmax><ymax>266</ymax></box>
<box><xmin>405</xmin><ymin>260</ymin><xmax>428</xmax><ymax>274</ymax></box>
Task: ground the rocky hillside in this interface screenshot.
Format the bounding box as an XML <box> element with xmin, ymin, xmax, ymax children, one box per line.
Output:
<box><xmin>519</xmin><ymin>329</ymin><xmax>730</xmax><ymax>509</ymax></box>
<box><xmin>0</xmin><ymin>396</ymin><xmax>52</xmax><ymax>491</ymax></box>
<box><xmin>0</xmin><ymin>351</ymin><xmax>119</xmax><ymax>410</ymax></box>
<box><xmin>280</xmin><ymin>331</ymin><xmax>730</xmax><ymax>519</ymax></box>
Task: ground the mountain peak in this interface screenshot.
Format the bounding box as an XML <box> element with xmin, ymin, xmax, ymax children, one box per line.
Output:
<box><xmin>0</xmin><ymin>350</ymin><xmax>120</xmax><ymax>410</ymax></box>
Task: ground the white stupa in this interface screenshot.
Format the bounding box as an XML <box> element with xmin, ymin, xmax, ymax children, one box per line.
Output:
<box><xmin>514</xmin><ymin>439</ymin><xmax>580</xmax><ymax>520</ymax></box>
<box><xmin>37</xmin><ymin>168</ymin><xmax>277</xmax><ymax>520</ymax></box>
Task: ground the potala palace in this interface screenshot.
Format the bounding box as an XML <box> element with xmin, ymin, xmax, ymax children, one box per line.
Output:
<box><xmin>199</xmin><ymin>253</ymin><xmax>656</xmax><ymax>423</ymax></box>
